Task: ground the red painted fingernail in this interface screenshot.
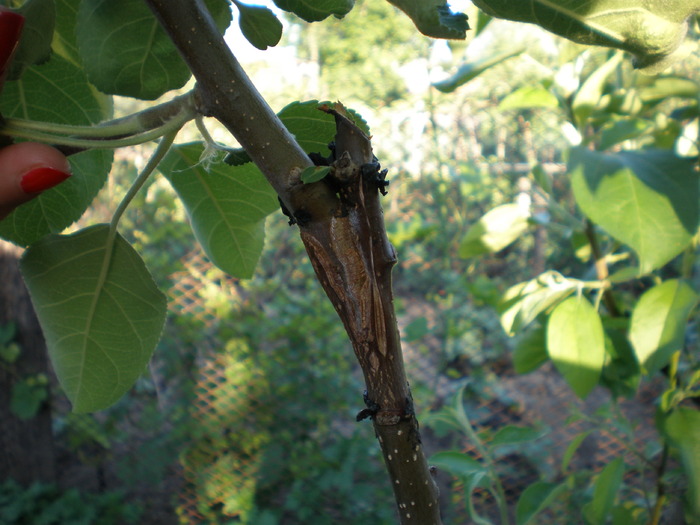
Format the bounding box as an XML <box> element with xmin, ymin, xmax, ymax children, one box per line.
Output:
<box><xmin>20</xmin><ymin>166</ymin><xmax>71</xmax><ymax>194</ymax></box>
<box><xmin>0</xmin><ymin>10</ymin><xmax>25</xmax><ymax>79</ymax></box>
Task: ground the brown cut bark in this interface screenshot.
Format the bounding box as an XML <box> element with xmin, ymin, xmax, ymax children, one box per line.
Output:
<box><xmin>0</xmin><ymin>241</ymin><xmax>56</xmax><ymax>485</ymax></box>
<box><xmin>143</xmin><ymin>1</ymin><xmax>442</xmax><ymax>522</ymax></box>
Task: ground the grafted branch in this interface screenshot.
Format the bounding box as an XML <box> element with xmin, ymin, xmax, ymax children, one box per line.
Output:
<box><xmin>144</xmin><ymin>1</ymin><xmax>441</xmax><ymax>522</ymax></box>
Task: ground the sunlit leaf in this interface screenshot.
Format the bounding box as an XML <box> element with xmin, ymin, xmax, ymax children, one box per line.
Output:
<box><xmin>571</xmin><ymin>51</ymin><xmax>623</xmax><ymax>124</ymax></box>
<box><xmin>598</xmin><ymin>119</ymin><xmax>652</xmax><ymax>150</ymax></box>
<box><xmin>569</xmin><ymin>148</ymin><xmax>698</xmax><ymax>274</ymax></box>
<box><xmin>471</xmin><ymin>0</ymin><xmax>700</xmax><ymax>72</ymax></box>
<box><xmin>628</xmin><ymin>279</ymin><xmax>699</xmax><ymax>375</ymax></box>
<box><xmin>547</xmin><ymin>295</ymin><xmax>605</xmax><ymax>399</ymax></box>
<box><xmin>499</xmin><ymin>85</ymin><xmax>559</xmax><ymax>111</ymax></box>
<box><xmin>663</xmin><ymin>408</ymin><xmax>700</xmax><ymax>516</ymax></box>
<box><xmin>159</xmin><ymin>143</ymin><xmax>278</xmax><ymax>279</ymax></box>
<box><xmin>433</xmin><ymin>48</ymin><xmax>523</xmax><ymax>93</ymax></box>
<box><xmin>0</xmin><ymin>56</ymin><xmax>113</xmax><ymax>246</ymax></box>
<box><xmin>459</xmin><ymin>203</ymin><xmax>530</xmax><ymax>258</ymax></box>
<box><xmin>21</xmin><ymin>225</ymin><xmax>167</xmax><ymax>413</ymax></box>
<box><xmin>498</xmin><ymin>272</ymin><xmax>576</xmax><ymax>336</ymax></box>
<box><xmin>638</xmin><ymin>76</ymin><xmax>700</xmax><ymax>104</ymax></box>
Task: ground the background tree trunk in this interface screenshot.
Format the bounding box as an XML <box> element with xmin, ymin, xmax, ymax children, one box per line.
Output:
<box><xmin>0</xmin><ymin>240</ymin><xmax>56</xmax><ymax>485</ymax></box>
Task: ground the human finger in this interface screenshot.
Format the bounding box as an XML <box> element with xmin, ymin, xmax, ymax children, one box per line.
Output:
<box><xmin>0</xmin><ymin>141</ymin><xmax>72</xmax><ymax>220</ymax></box>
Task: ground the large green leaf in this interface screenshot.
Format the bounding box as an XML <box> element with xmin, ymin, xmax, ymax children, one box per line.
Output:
<box><xmin>20</xmin><ymin>225</ymin><xmax>167</xmax><ymax>413</ymax></box>
<box><xmin>663</xmin><ymin>408</ymin><xmax>700</xmax><ymax>517</ymax></box>
<box><xmin>0</xmin><ymin>56</ymin><xmax>113</xmax><ymax>246</ymax></box>
<box><xmin>387</xmin><ymin>0</ymin><xmax>469</xmax><ymax>39</ymax></box>
<box><xmin>628</xmin><ymin>279</ymin><xmax>698</xmax><ymax>375</ymax></box>
<box><xmin>583</xmin><ymin>457</ymin><xmax>625</xmax><ymax>524</ymax></box>
<box><xmin>459</xmin><ymin>203</ymin><xmax>530</xmax><ymax>258</ymax></box>
<box><xmin>433</xmin><ymin>48</ymin><xmax>523</xmax><ymax>93</ymax></box>
<box><xmin>76</xmin><ymin>0</ymin><xmax>232</xmax><ymax>99</ymax></box>
<box><xmin>569</xmin><ymin>148</ymin><xmax>698</xmax><ymax>274</ymax></box>
<box><xmin>159</xmin><ymin>143</ymin><xmax>278</xmax><ymax>279</ymax></box>
<box><xmin>273</xmin><ymin>0</ymin><xmax>354</xmax><ymax>22</ymax></box>
<box><xmin>471</xmin><ymin>0</ymin><xmax>700</xmax><ymax>72</ymax></box>
<box><xmin>547</xmin><ymin>295</ymin><xmax>605</xmax><ymax>399</ymax></box>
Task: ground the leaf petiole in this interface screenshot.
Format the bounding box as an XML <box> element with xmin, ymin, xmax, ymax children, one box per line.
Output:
<box><xmin>110</xmin><ymin>129</ymin><xmax>180</xmax><ymax>234</ymax></box>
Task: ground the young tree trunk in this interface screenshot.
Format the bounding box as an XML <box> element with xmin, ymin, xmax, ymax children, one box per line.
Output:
<box><xmin>144</xmin><ymin>1</ymin><xmax>442</xmax><ymax>522</ymax></box>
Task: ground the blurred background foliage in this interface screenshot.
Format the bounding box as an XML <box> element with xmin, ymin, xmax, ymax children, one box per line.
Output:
<box><xmin>4</xmin><ymin>0</ymin><xmax>700</xmax><ymax>523</ymax></box>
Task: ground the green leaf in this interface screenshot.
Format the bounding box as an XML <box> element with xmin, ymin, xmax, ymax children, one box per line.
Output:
<box><xmin>516</xmin><ymin>481</ymin><xmax>566</xmax><ymax>525</ymax></box>
<box><xmin>158</xmin><ymin>143</ymin><xmax>278</xmax><ymax>279</ymax></box>
<box><xmin>432</xmin><ymin>48</ymin><xmax>523</xmax><ymax>93</ymax></box>
<box><xmin>583</xmin><ymin>457</ymin><xmax>625</xmax><ymax>525</ymax></box>
<box><xmin>599</xmin><ymin>119</ymin><xmax>652</xmax><ymax>150</ymax></box>
<box><xmin>561</xmin><ymin>430</ymin><xmax>593</xmax><ymax>473</ymax></box>
<box><xmin>499</xmin><ymin>85</ymin><xmax>559</xmax><ymax>111</ymax></box>
<box><xmin>10</xmin><ymin>380</ymin><xmax>48</xmax><ymax>420</ymax></box>
<box><xmin>547</xmin><ymin>295</ymin><xmax>605</xmax><ymax>399</ymax></box>
<box><xmin>0</xmin><ymin>56</ymin><xmax>113</xmax><ymax>246</ymax></box>
<box><xmin>513</xmin><ymin>324</ymin><xmax>549</xmax><ymax>374</ymax></box>
<box><xmin>20</xmin><ymin>225</ymin><xmax>167</xmax><ymax>413</ymax></box>
<box><xmin>53</xmin><ymin>0</ymin><xmax>82</xmax><ymax>66</ymax></box>
<box><xmin>569</xmin><ymin>148</ymin><xmax>699</xmax><ymax>274</ymax></box>
<box><xmin>628</xmin><ymin>279</ymin><xmax>699</xmax><ymax>375</ymax></box>
<box><xmin>404</xmin><ymin>316</ymin><xmax>429</xmax><ymax>342</ymax></box>
<box><xmin>0</xmin><ymin>343</ymin><xmax>21</xmax><ymax>364</ymax></box>
<box><xmin>663</xmin><ymin>408</ymin><xmax>700</xmax><ymax>516</ymax></box>
<box><xmin>459</xmin><ymin>203</ymin><xmax>530</xmax><ymax>258</ymax></box>
<box><xmin>572</xmin><ymin>51</ymin><xmax>623</xmax><ymax>125</ymax></box>
<box><xmin>76</xmin><ymin>0</ymin><xmax>232</xmax><ymax>99</ymax></box>
<box><xmin>300</xmin><ymin>165</ymin><xmax>330</xmax><ymax>184</ymax></box>
<box><xmin>273</xmin><ymin>0</ymin><xmax>354</xmax><ymax>22</ymax></box>
<box><xmin>498</xmin><ymin>272</ymin><xmax>576</xmax><ymax>336</ymax></box>
<box><xmin>471</xmin><ymin>0</ymin><xmax>700</xmax><ymax>72</ymax></box>
<box><xmin>490</xmin><ymin>425</ymin><xmax>546</xmax><ymax>446</ymax></box>
<box><xmin>235</xmin><ymin>1</ymin><xmax>283</xmax><ymax>50</ymax></box>
<box><xmin>8</xmin><ymin>0</ymin><xmax>55</xmax><ymax>80</ymax></box>
<box><xmin>600</xmin><ymin>325</ymin><xmax>641</xmax><ymax>398</ymax></box>
<box><xmin>226</xmin><ymin>100</ymin><xmax>341</xmax><ymax>166</ymax></box>
<box><xmin>387</xmin><ymin>1</ymin><xmax>468</xmax><ymax>39</ymax></box>
<box><xmin>429</xmin><ymin>451</ymin><xmax>488</xmax><ymax>478</ymax></box>
<box><xmin>638</xmin><ymin>76</ymin><xmax>700</xmax><ymax>104</ymax></box>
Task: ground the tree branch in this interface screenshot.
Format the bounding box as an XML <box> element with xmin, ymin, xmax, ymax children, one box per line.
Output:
<box><xmin>143</xmin><ymin>1</ymin><xmax>441</xmax><ymax>522</ymax></box>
